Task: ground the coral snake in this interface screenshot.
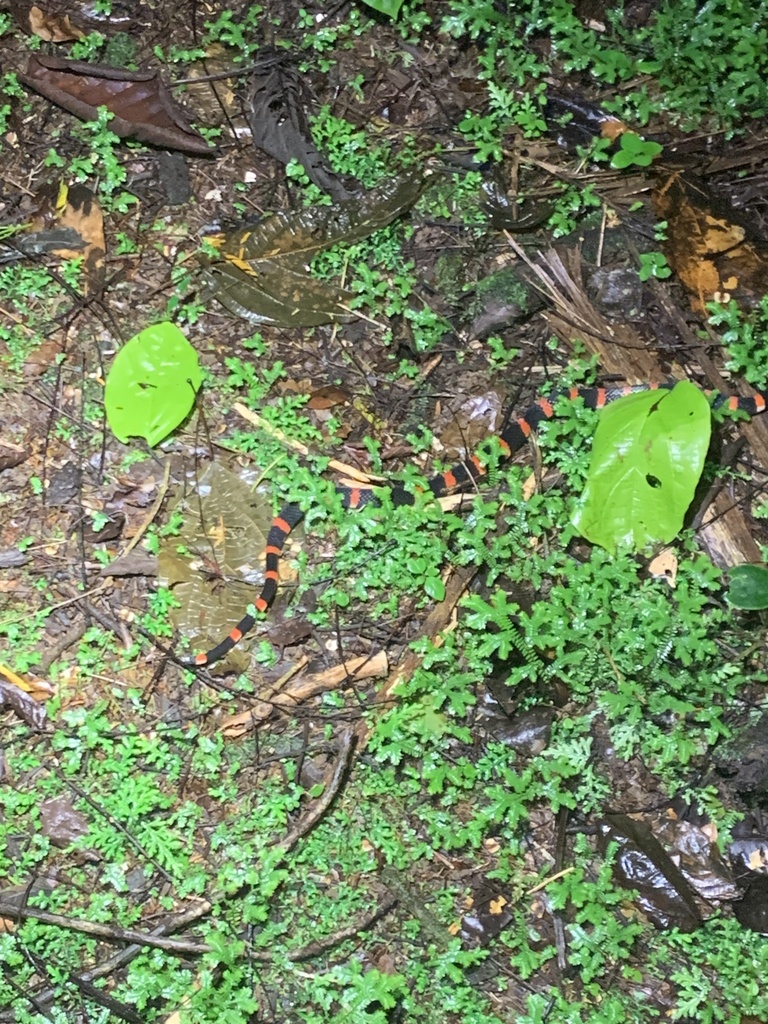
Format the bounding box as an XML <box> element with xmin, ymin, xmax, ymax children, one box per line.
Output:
<box><xmin>186</xmin><ymin>381</ymin><xmax>768</xmax><ymax>667</ymax></box>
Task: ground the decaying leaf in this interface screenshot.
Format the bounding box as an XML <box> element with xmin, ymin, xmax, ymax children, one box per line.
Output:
<box><xmin>26</xmin><ymin>4</ymin><xmax>85</xmax><ymax>41</ymax></box>
<box><xmin>246</xmin><ymin>47</ymin><xmax>358</xmax><ymax>202</ymax></box>
<box><xmin>201</xmin><ymin>259</ymin><xmax>355</xmax><ymax>326</ymax></box>
<box><xmin>0</xmin><ymin>180</ymin><xmax>99</xmax><ymax>270</ymax></box>
<box><xmin>201</xmin><ymin>171</ymin><xmax>423</xmax><ymax>325</ymax></box>
<box><xmin>182</xmin><ymin>43</ymin><xmax>238</xmax><ymax>126</ymax></box>
<box><xmin>306</xmin><ymin>384</ymin><xmax>351</xmax><ymax>410</ymax></box>
<box><xmin>438</xmin><ymin>390</ymin><xmax>503</xmax><ymax>458</ymax></box>
<box><xmin>18</xmin><ymin>55</ymin><xmax>213</xmax><ymax>155</ymax></box>
<box><xmin>40</xmin><ymin>795</ymin><xmax>89</xmax><ymax>846</ymax></box>
<box><xmin>216</xmin><ymin>171</ymin><xmax>423</xmax><ymax>263</ymax></box>
<box><xmin>654</xmin><ymin>173</ymin><xmax>768</xmax><ymax>311</ymax></box>
<box><xmin>457</xmin><ymin>881</ymin><xmax>513</xmax><ymax>944</ymax></box>
<box><xmin>160</xmin><ymin>463</ymin><xmax>300</xmax><ymax>672</ymax></box>
<box><xmin>219</xmin><ymin>652</ymin><xmax>388</xmax><ymax>733</ymax></box>
<box><xmin>41</xmin><ymin>182</ymin><xmax>103</xmax><ymax>291</ymax></box>
<box><xmin>600</xmin><ymin>813</ymin><xmax>703</xmax><ymax>931</ymax></box>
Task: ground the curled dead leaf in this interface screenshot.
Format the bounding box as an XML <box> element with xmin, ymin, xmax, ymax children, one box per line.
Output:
<box><xmin>27</xmin><ymin>4</ymin><xmax>85</xmax><ymax>41</ymax></box>
<box><xmin>246</xmin><ymin>47</ymin><xmax>358</xmax><ymax>202</ymax></box>
<box><xmin>19</xmin><ymin>55</ymin><xmax>213</xmax><ymax>155</ymax></box>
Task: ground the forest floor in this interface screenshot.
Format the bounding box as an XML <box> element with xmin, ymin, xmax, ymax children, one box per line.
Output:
<box><xmin>2</xmin><ymin>2</ymin><xmax>768</xmax><ymax>1022</ymax></box>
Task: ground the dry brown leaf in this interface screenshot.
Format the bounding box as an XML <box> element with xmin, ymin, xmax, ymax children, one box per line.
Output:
<box><xmin>648</xmin><ymin>548</ymin><xmax>678</xmax><ymax>587</ymax></box>
<box><xmin>307</xmin><ymin>384</ymin><xmax>352</xmax><ymax>410</ymax></box>
<box><xmin>654</xmin><ymin>173</ymin><xmax>768</xmax><ymax>311</ymax></box>
<box><xmin>19</xmin><ymin>55</ymin><xmax>213</xmax><ymax>155</ymax></box>
<box><xmin>27</xmin><ymin>4</ymin><xmax>85</xmax><ymax>41</ymax></box>
<box><xmin>23</xmin><ymin>334</ymin><xmax>66</xmax><ymax>378</ymax></box>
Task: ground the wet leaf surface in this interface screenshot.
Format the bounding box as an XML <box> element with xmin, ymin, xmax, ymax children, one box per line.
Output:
<box><xmin>601</xmin><ymin>813</ymin><xmax>703</xmax><ymax>931</ymax></box>
<box><xmin>25</xmin><ymin>4</ymin><xmax>85</xmax><ymax>42</ymax></box>
<box><xmin>201</xmin><ymin>171</ymin><xmax>423</xmax><ymax>324</ymax></box>
<box><xmin>160</xmin><ymin>463</ymin><xmax>299</xmax><ymax>672</ymax></box>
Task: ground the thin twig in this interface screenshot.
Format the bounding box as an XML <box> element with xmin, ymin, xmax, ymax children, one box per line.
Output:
<box><xmin>0</xmin><ymin>732</ymin><xmax>359</xmax><ymax>967</ymax></box>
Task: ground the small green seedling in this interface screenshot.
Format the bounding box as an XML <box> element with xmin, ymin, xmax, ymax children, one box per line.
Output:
<box><xmin>638</xmin><ymin>251</ymin><xmax>672</xmax><ymax>282</ymax></box>
<box><xmin>610</xmin><ymin>131</ymin><xmax>663</xmax><ymax>168</ymax></box>
<box><xmin>105</xmin><ymin>322</ymin><xmax>202</xmax><ymax>446</ymax></box>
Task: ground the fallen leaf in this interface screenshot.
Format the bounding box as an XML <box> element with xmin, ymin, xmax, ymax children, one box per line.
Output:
<box><xmin>27</xmin><ymin>4</ymin><xmax>85</xmax><ymax>41</ymax></box>
<box><xmin>648</xmin><ymin>548</ymin><xmax>678</xmax><ymax>587</ymax></box>
<box><xmin>19</xmin><ymin>55</ymin><xmax>213</xmax><ymax>155</ymax></box>
<box><xmin>246</xmin><ymin>47</ymin><xmax>358</xmax><ymax>202</ymax></box>
<box><xmin>40</xmin><ymin>795</ymin><xmax>89</xmax><ymax>846</ymax></box>
<box><xmin>201</xmin><ymin>259</ymin><xmax>355</xmax><ymax>326</ymax></box>
<box><xmin>201</xmin><ymin>171</ymin><xmax>423</xmax><ymax>325</ymax></box>
<box><xmin>654</xmin><ymin>173</ymin><xmax>768</xmax><ymax>310</ymax></box>
<box><xmin>220</xmin><ymin>652</ymin><xmax>388</xmax><ymax>733</ymax></box>
<box><xmin>162</xmin><ymin>463</ymin><xmax>298</xmax><ymax>673</ymax></box>
<box><xmin>105</xmin><ymin>323</ymin><xmax>201</xmax><ymax>446</ymax></box>
<box><xmin>2</xmin><ymin>182</ymin><xmax>104</xmax><ymax>293</ymax></box>
<box><xmin>307</xmin><ymin>384</ymin><xmax>351</xmax><ymax>410</ymax></box>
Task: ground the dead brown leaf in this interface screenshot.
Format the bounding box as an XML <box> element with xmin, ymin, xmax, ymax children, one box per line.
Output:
<box><xmin>654</xmin><ymin>173</ymin><xmax>768</xmax><ymax>310</ymax></box>
<box><xmin>246</xmin><ymin>47</ymin><xmax>358</xmax><ymax>202</ymax></box>
<box><xmin>19</xmin><ymin>55</ymin><xmax>213</xmax><ymax>155</ymax></box>
<box><xmin>27</xmin><ymin>4</ymin><xmax>85</xmax><ymax>41</ymax></box>
<box><xmin>11</xmin><ymin>182</ymin><xmax>106</xmax><ymax>296</ymax></box>
<box><xmin>307</xmin><ymin>384</ymin><xmax>351</xmax><ymax>410</ymax></box>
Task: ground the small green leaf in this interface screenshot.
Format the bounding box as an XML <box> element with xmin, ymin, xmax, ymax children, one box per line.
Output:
<box><xmin>727</xmin><ymin>564</ymin><xmax>768</xmax><ymax>610</ymax></box>
<box><xmin>358</xmin><ymin>0</ymin><xmax>404</xmax><ymax>16</ymax></box>
<box><xmin>105</xmin><ymin>323</ymin><xmax>201</xmax><ymax>446</ymax></box>
<box><xmin>424</xmin><ymin>576</ymin><xmax>446</xmax><ymax>602</ymax></box>
<box><xmin>572</xmin><ymin>382</ymin><xmax>710</xmax><ymax>553</ymax></box>
<box><xmin>610</xmin><ymin>132</ymin><xmax>663</xmax><ymax>169</ymax></box>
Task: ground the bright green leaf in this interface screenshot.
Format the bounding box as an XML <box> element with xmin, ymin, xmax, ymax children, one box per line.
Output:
<box><xmin>358</xmin><ymin>0</ymin><xmax>404</xmax><ymax>16</ymax></box>
<box><xmin>572</xmin><ymin>382</ymin><xmax>710</xmax><ymax>553</ymax></box>
<box><xmin>610</xmin><ymin>132</ymin><xmax>663</xmax><ymax>169</ymax></box>
<box><xmin>105</xmin><ymin>323</ymin><xmax>201</xmax><ymax>446</ymax></box>
<box><xmin>424</xmin><ymin>575</ymin><xmax>446</xmax><ymax>602</ymax></box>
<box><xmin>727</xmin><ymin>564</ymin><xmax>768</xmax><ymax>610</ymax></box>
